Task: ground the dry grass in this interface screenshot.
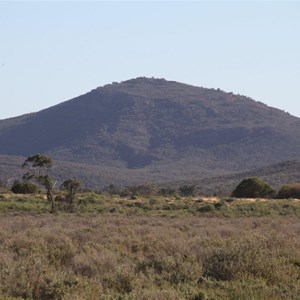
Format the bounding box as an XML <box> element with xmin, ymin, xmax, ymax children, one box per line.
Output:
<box><xmin>0</xmin><ymin>213</ymin><xmax>299</xmax><ymax>299</ymax></box>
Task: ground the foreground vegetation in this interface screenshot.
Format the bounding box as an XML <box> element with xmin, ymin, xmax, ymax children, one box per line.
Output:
<box><xmin>0</xmin><ymin>213</ymin><xmax>299</xmax><ymax>300</ymax></box>
<box><xmin>0</xmin><ymin>193</ymin><xmax>300</xmax><ymax>299</ymax></box>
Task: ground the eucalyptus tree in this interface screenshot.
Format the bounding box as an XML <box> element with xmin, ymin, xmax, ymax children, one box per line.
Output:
<box><xmin>22</xmin><ymin>154</ymin><xmax>56</xmax><ymax>212</ymax></box>
<box><xmin>60</xmin><ymin>179</ymin><xmax>81</xmax><ymax>212</ymax></box>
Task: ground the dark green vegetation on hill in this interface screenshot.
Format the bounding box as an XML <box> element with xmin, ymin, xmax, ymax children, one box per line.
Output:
<box><xmin>2</xmin><ymin>155</ymin><xmax>300</xmax><ymax>195</ymax></box>
<box><xmin>1</xmin><ymin>77</ymin><xmax>300</xmax><ymax>189</ymax></box>
<box><xmin>0</xmin><ymin>194</ymin><xmax>300</xmax><ymax>299</ymax></box>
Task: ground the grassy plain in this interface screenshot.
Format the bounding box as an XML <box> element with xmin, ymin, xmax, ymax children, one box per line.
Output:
<box><xmin>0</xmin><ymin>193</ymin><xmax>300</xmax><ymax>299</ymax></box>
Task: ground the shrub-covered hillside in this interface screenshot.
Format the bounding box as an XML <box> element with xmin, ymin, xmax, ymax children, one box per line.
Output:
<box><xmin>1</xmin><ymin>77</ymin><xmax>300</xmax><ymax>184</ymax></box>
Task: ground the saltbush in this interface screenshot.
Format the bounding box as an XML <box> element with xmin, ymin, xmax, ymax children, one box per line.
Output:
<box><xmin>231</xmin><ymin>178</ymin><xmax>275</xmax><ymax>198</ymax></box>
<box><xmin>198</xmin><ymin>204</ymin><xmax>215</xmax><ymax>213</ymax></box>
<box><xmin>277</xmin><ymin>184</ymin><xmax>300</xmax><ymax>199</ymax></box>
<box><xmin>11</xmin><ymin>180</ymin><xmax>38</xmax><ymax>194</ymax></box>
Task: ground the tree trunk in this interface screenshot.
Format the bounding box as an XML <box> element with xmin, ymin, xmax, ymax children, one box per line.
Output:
<box><xmin>47</xmin><ymin>190</ymin><xmax>54</xmax><ymax>213</ymax></box>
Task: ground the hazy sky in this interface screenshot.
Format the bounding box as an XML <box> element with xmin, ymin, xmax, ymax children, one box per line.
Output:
<box><xmin>0</xmin><ymin>1</ymin><xmax>300</xmax><ymax>119</ymax></box>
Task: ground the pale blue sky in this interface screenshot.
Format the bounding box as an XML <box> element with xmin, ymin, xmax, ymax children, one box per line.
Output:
<box><xmin>0</xmin><ymin>1</ymin><xmax>300</xmax><ymax>119</ymax></box>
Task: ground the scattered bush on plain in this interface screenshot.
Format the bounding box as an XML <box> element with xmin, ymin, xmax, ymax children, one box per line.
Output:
<box><xmin>231</xmin><ymin>177</ymin><xmax>276</xmax><ymax>198</ymax></box>
<box><xmin>277</xmin><ymin>183</ymin><xmax>300</xmax><ymax>199</ymax></box>
<box><xmin>11</xmin><ymin>180</ymin><xmax>39</xmax><ymax>194</ymax></box>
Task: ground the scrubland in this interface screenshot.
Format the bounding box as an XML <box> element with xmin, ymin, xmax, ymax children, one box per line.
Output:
<box><xmin>0</xmin><ymin>193</ymin><xmax>300</xmax><ymax>299</ymax></box>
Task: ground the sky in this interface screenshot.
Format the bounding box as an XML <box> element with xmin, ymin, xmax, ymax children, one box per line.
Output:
<box><xmin>0</xmin><ymin>1</ymin><xmax>300</xmax><ymax>119</ymax></box>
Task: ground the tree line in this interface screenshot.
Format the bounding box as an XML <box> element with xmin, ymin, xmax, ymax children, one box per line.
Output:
<box><xmin>4</xmin><ymin>154</ymin><xmax>300</xmax><ymax>213</ymax></box>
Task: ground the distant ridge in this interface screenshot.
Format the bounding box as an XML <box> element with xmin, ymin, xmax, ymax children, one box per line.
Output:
<box><xmin>0</xmin><ymin>77</ymin><xmax>300</xmax><ymax>188</ymax></box>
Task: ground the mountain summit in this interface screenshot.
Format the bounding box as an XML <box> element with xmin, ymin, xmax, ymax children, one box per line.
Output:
<box><xmin>1</xmin><ymin>77</ymin><xmax>300</xmax><ymax>183</ymax></box>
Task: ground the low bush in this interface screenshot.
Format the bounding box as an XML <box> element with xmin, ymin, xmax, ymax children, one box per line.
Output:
<box><xmin>11</xmin><ymin>180</ymin><xmax>39</xmax><ymax>194</ymax></box>
<box><xmin>277</xmin><ymin>183</ymin><xmax>300</xmax><ymax>199</ymax></box>
<box><xmin>231</xmin><ymin>178</ymin><xmax>275</xmax><ymax>198</ymax></box>
<box><xmin>198</xmin><ymin>204</ymin><xmax>215</xmax><ymax>213</ymax></box>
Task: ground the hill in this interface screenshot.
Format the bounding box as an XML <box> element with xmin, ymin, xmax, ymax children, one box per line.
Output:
<box><xmin>0</xmin><ymin>77</ymin><xmax>300</xmax><ymax>187</ymax></box>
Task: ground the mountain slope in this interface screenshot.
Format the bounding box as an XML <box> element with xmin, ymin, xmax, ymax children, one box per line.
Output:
<box><xmin>0</xmin><ymin>77</ymin><xmax>300</xmax><ymax>180</ymax></box>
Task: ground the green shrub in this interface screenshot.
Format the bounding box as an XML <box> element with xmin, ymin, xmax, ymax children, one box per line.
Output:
<box><xmin>78</xmin><ymin>195</ymin><xmax>96</xmax><ymax>205</ymax></box>
<box><xmin>198</xmin><ymin>204</ymin><xmax>215</xmax><ymax>213</ymax></box>
<box><xmin>231</xmin><ymin>178</ymin><xmax>275</xmax><ymax>198</ymax></box>
<box><xmin>11</xmin><ymin>180</ymin><xmax>38</xmax><ymax>194</ymax></box>
<box><xmin>214</xmin><ymin>201</ymin><xmax>225</xmax><ymax>210</ymax></box>
<box><xmin>277</xmin><ymin>184</ymin><xmax>300</xmax><ymax>199</ymax></box>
